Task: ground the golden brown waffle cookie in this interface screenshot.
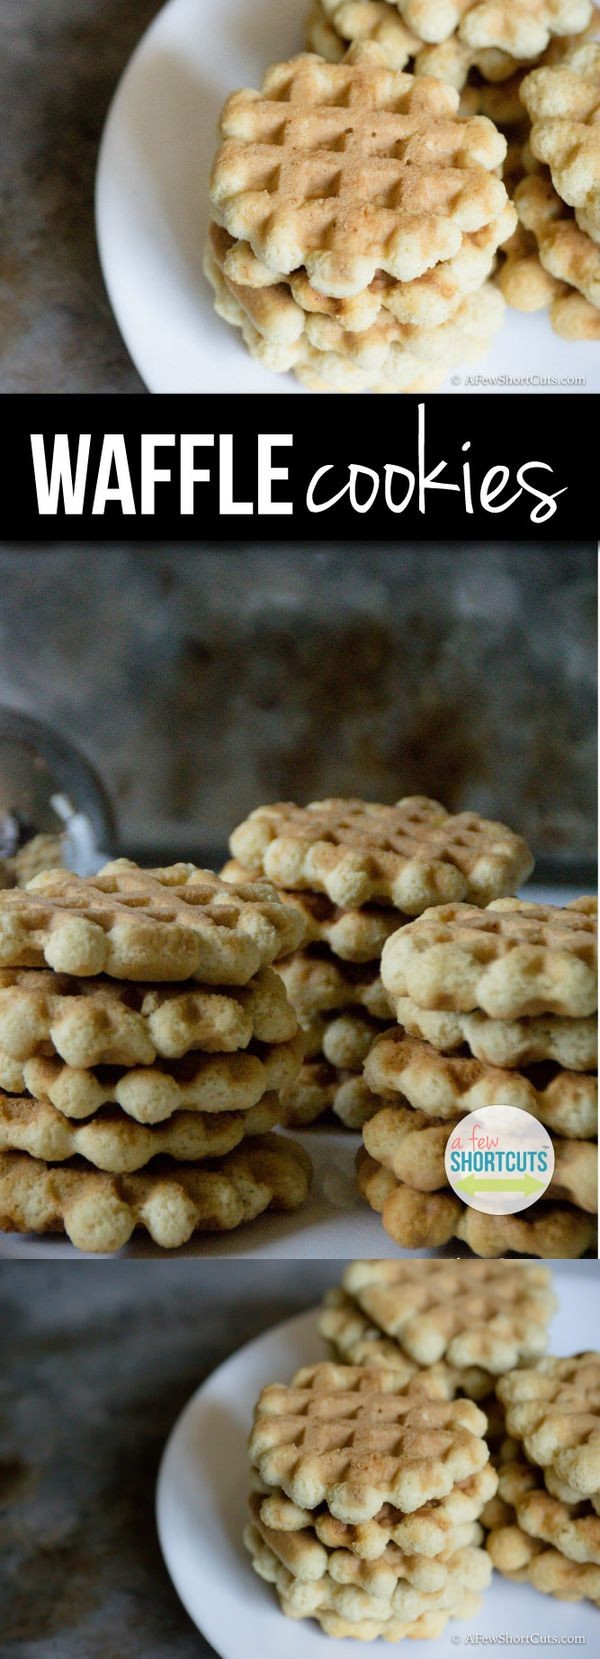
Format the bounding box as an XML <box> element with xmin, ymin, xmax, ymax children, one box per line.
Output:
<box><xmin>302</xmin><ymin>1010</ymin><xmax>389</xmax><ymax>1069</ymax></box>
<box><xmin>257</xmin><ymin>1465</ymin><xmax>496</xmax><ymax>1558</ymax></box>
<box><xmin>364</xmin><ymin>1030</ymin><xmax>598</xmax><ymax>1137</ymax></box>
<box><xmin>511</xmin><ymin>172</ymin><xmax>600</xmax><ymax>304</ymax></box>
<box><xmin>402</xmin><ymin>0</ymin><xmax>593</xmax><ymax>51</ymax></box>
<box><xmin>207</xmin><ymin>243</ymin><xmax>506</xmax><ymax>390</ymax></box>
<box><xmin>280</xmin><ymin>1061</ymin><xmax>383</xmax><ymax>1128</ymax></box>
<box><xmin>340</xmin><ymin>1259</ymin><xmax>556</xmax><ymax>1371</ymax></box>
<box><xmin>307</xmin><ymin>0</ymin><xmax>420</xmax><ymax>70</ymax></box>
<box><xmin>287</xmin><ymin>289</ymin><xmax>505</xmax><ymax>388</ymax></box>
<box><xmin>495</xmin><ymin>1447</ymin><xmax>600</xmax><ymax>1563</ymax></box>
<box><xmin>394</xmin><ymin>995</ymin><xmax>598</xmax><ymax>1071</ymax></box>
<box><xmin>497</xmin><ymin>1354</ymin><xmax>600</xmax><ymax>1497</ymax></box>
<box><xmin>223</xmin><ymin>858</ymin><xmax>401</xmax><ymax>959</ymax></box>
<box><xmin>247</xmin><ymin>1488</ymin><xmax>491</xmax><ymax>1592</ymax></box>
<box><xmin>0</xmin><ymin>964</ymin><xmax>298</xmax><ymax>1068</ymax></box>
<box><xmin>21</xmin><ymin>1032</ymin><xmax>304</xmax><ymax>1125</ymax></box>
<box><xmin>245</xmin><ymin>1521</ymin><xmax>485</xmax><ymax>1625</ymax></box>
<box><xmin>230</xmin><ymin>797</ymin><xmax>533</xmax><ymax>912</ymax></box>
<box><xmin>521</xmin><ymin>42</ymin><xmax>600</xmax><ymax>241</ymax></box>
<box><xmin>0</xmin><ymin>1091</ymin><xmax>281</xmax><ymax>1174</ymax></box>
<box><xmin>486</xmin><ymin>1519</ymin><xmax>600</xmax><ymax>1600</ymax></box>
<box><xmin>249</xmin><ymin>1366</ymin><xmax>489</xmax><ymax>1520</ymax></box>
<box><xmin>214</xmin><ymin>207</ymin><xmax>516</xmax><ymax>331</ymax></box>
<box><xmin>381</xmin><ymin>897</ymin><xmax>598</xmax><ymax>1018</ymax></box>
<box><xmin>278</xmin><ymin>952</ymin><xmax>391</xmax><ymax>1020</ymax></box>
<box><xmin>499</xmin><ymin>220</ymin><xmax>600</xmax><ymax>336</ymax></box>
<box><xmin>356</xmin><ymin>1146</ymin><xmax>597</xmax><ymax>1256</ymax></box>
<box><xmin>210</xmin><ymin>48</ymin><xmax>508</xmax><ymax>297</ymax></box>
<box><xmin>318</xmin><ymin>1286</ymin><xmax>496</xmax><ymax>1398</ymax></box>
<box><xmin>0</xmin><ymin>860</ymin><xmax>305</xmax><ymax>984</ymax></box>
<box><xmin>362</xmin><ymin>1102</ymin><xmax>598</xmax><ymax>1210</ymax></box>
<box><xmin>0</xmin><ymin>1132</ymin><xmax>312</xmax><ymax>1252</ymax></box>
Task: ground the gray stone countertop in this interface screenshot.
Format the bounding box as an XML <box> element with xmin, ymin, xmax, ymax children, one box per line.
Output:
<box><xmin>0</xmin><ymin>1261</ymin><xmax>333</xmax><ymax>1658</ymax></box>
<box><xmin>1</xmin><ymin>0</ymin><xmax>166</xmax><ymax>392</ymax></box>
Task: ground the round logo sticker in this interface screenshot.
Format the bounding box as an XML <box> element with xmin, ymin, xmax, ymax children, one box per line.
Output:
<box><xmin>445</xmin><ymin>1106</ymin><xmax>555</xmax><ymax>1216</ymax></box>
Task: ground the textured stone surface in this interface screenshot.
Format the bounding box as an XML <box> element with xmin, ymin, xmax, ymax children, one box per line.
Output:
<box><xmin>0</xmin><ymin>546</ymin><xmax>595</xmax><ymax>870</ymax></box>
<box><xmin>0</xmin><ymin>1260</ymin><xmax>333</xmax><ymax>1658</ymax></box>
<box><xmin>0</xmin><ymin>0</ymin><xmax>161</xmax><ymax>392</ymax></box>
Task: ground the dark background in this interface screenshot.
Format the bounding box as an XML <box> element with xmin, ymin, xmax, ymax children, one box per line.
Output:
<box><xmin>0</xmin><ymin>544</ymin><xmax>596</xmax><ymax>881</ymax></box>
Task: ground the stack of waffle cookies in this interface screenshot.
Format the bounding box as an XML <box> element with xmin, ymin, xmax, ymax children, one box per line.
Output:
<box><xmin>482</xmin><ymin>1352</ymin><xmax>600</xmax><ymax>1608</ymax></box>
<box><xmin>224</xmin><ymin>795</ymin><xmax>534</xmax><ymax>1131</ymax></box>
<box><xmin>307</xmin><ymin>0</ymin><xmax>593</xmax><ymax>95</ymax></box>
<box><xmin>0</xmin><ymin>859</ymin><xmax>313</xmax><ymax>1252</ymax></box>
<box><xmin>318</xmin><ymin>1259</ymin><xmax>558</xmax><ymax>1404</ymax></box>
<box><xmin>206</xmin><ymin>41</ymin><xmax>515</xmax><ymax>392</ymax></box>
<box><xmin>245</xmin><ymin>1359</ymin><xmax>495</xmax><ymax>1639</ymax></box>
<box><xmin>358</xmin><ymin>895</ymin><xmax>598</xmax><ymax>1258</ymax></box>
<box><xmin>499</xmin><ymin>39</ymin><xmax>600</xmax><ymax>340</ymax></box>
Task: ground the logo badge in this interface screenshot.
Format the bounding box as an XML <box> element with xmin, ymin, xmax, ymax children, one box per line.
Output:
<box><xmin>445</xmin><ymin>1105</ymin><xmax>555</xmax><ymax>1216</ymax></box>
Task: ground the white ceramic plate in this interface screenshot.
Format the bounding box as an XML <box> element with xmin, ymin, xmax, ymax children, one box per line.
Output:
<box><xmin>0</xmin><ymin>885</ymin><xmax>592</xmax><ymax>1259</ymax></box>
<box><xmin>156</xmin><ymin>1280</ymin><xmax>599</xmax><ymax>1659</ymax></box>
<box><xmin>95</xmin><ymin>0</ymin><xmax>600</xmax><ymax>396</ymax></box>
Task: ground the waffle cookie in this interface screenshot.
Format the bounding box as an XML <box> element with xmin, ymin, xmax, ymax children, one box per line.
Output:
<box><xmin>490</xmin><ymin>1442</ymin><xmax>600</xmax><ymax>1563</ymax></box>
<box><xmin>381</xmin><ymin>897</ymin><xmax>597</xmax><ymax>1017</ymax></box>
<box><xmin>497</xmin><ymin>1354</ymin><xmax>600</xmax><ymax>1497</ymax></box>
<box><xmin>0</xmin><ymin>964</ymin><xmax>299</xmax><ymax>1068</ymax></box>
<box><xmin>486</xmin><ymin>1525</ymin><xmax>600</xmax><ymax>1601</ymax></box>
<box><xmin>247</xmin><ymin>1487</ymin><xmax>491</xmax><ymax>1591</ymax></box>
<box><xmin>209</xmin><ymin>49</ymin><xmax>507</xmax><ymax>295</ymax></box>
<box><xmin>244</xmin><ymin>1518</ymin><xmax>488</xmax><ymax>1621</ymax></box>
<box><xmin>230</xmin><ymin>798</ymin><xmax>534</xmax><ymax>912</ymax></box>
<box><xmin>223</xmin><ymin>862</ymin><xmax>401</xmax><ymax>960</ymax></box>
<box><xmin>255</xmin><ymin>1463</ymin><xmax>498</xmax><ymax>1558</ymax></box>
<box><xmin>208</xmin><ymin>216</ymin><xmax>512</xmax><ymax>346</ymax></box>
<box><xmin>249</xmin><ymin>1364</ymin><xmax>489</xmax><ymax>1519</ymax></box>
<box><xmin>278</xmin><ymin>954</ymin><xmax>391</xmax><ymax>1020</ymax></box>
<box><xmin>521</xmin><ymin>41</ymin><xmax>600</xmax><ymax>240</ymax></box>
<box><xmin>393</xmin><ymin>997</ymin><xmax>598</xmax><ymax>1070</ymax></box>
<box><xmin>364</xmin><ymin>1030</ymin><xmax>598</xmax><ymax>1136</ymax></box>
<box><xmin>245</xmin><ymin>1521</ymin><xmax>484</xmax><ymax>1636</ymax></box>
<box><xmin>0</xmin><ymin>860</ymin><xmax>305</xmax><ymax>984</ymax></box>
<box><xmin>357</xmin><ymin>1144</ymin><xmax>597</xmax><ymax>1255</ymax></box>
<box><xmin>0</xmin><ymin>1132</ymin><xmax>312</xmax><ymax>1252</ymax></box>
<box><xmin>0</xmin><ymin>1090</ymin><xmax>282</xmax><ymax>1174</ymax></box>
<box><xmin>302</xmin><ymin>1009</ymin><xmax>389</xmax><ymax>1068</ymax></box>
<box><xmin>318</xmin><ymin>1286</ymin><xmax>500</xmax><ymax>1399</ymax></box>
<box><xmin>394</xmin><ymin>0</ymin><xmax>592</xmax><ymax>52</ymax></box>
<box><xmin>18</xmin><ymin>1032</ymin><xmax>304</xmax><ymax>1126</ymax></box>
<box><xmin>336</xmin><ymin>1259</ymin><xmax>557</xmax><ymax>1370</ymax></box>
<box><xmin>206</xmin><ymin>235</ymin><xmax>506</xmax><ymax>391</ymax></box>
<box><xmin>246</xmin><ymin>1361</ymin><xmax>494</xmax><ymax>1639</ymax></box>
<box><xmin>307</xmin><ymin>0</ymin><xmax>594</xmax><ymax>84</ymax></box>
<box><xmin>499</xmin><ymin>168</ymin><xmax>600</xmax><ymax>337</ymax></box>
<box><xmin>281</xmin><ymin>1061</ymin><xmax>382</xmax><ymax>1128</ymax></box>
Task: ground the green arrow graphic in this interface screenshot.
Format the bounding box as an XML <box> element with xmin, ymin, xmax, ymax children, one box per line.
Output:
<box><xmin>456</xmin><ymin>1173</ymin><xmax>546</xmax><ymax>1197</ymax></box>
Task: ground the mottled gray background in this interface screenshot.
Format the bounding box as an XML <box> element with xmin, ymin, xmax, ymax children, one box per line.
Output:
<box><xmin>0</xmin><ymin>545</ymin><xmax>596</xmax><ymax>878</ymax></box>
<box><xmin>0</xmin><ymin>1261</ymin><xmax>332</xmax><ymax>1659</ymax></box>
<box><xmin>1</xmin><ymin>0</ymin><xmax>165</xmax><ymax>392</ymax></box>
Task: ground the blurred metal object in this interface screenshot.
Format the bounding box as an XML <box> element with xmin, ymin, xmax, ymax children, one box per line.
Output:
<box><xmin>0</xmin><ymin>709</ymin><xmax>116</xmax><ymax>880</ymax></box>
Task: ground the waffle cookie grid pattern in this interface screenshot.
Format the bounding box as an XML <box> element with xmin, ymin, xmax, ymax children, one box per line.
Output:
<box><xmin>0</xmin><ymin>860</ymin><xmax>314</xmax><ymax>1250</ymax></box>
<box><xmin>245</xmin><ymin>1360</ymin><xmax>495</xmax><ymax>1638</ymax></box>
